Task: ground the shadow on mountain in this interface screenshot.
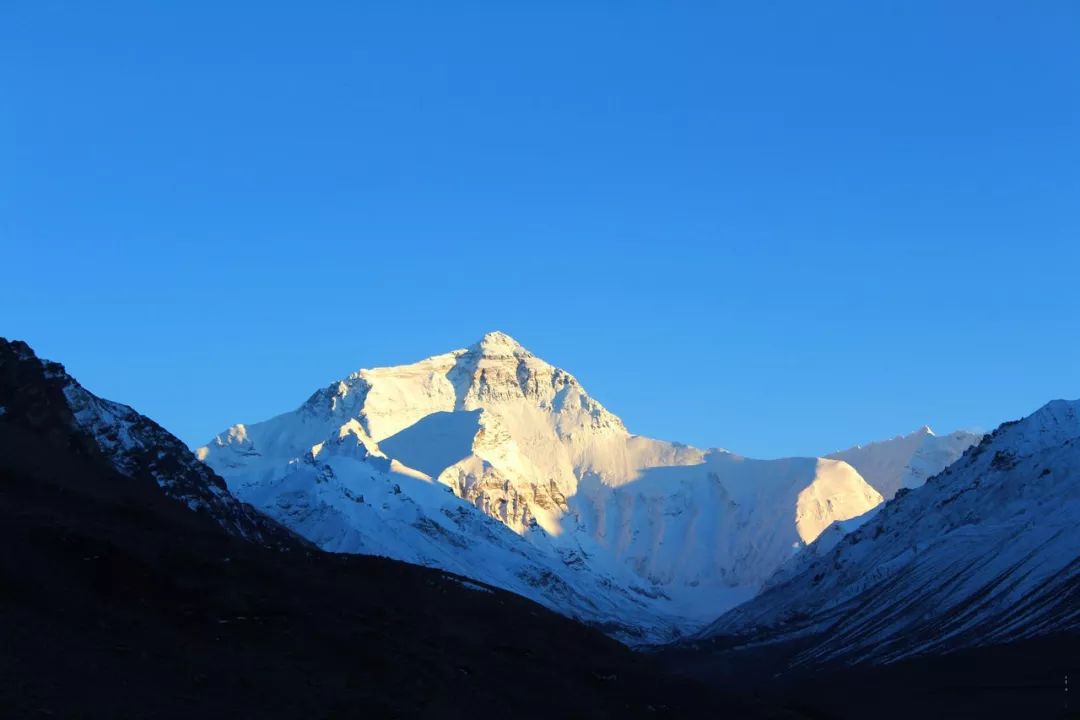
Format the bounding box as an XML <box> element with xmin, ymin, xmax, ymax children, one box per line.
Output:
<box><xmin>378</xmin><ymin>410</ymin><xmax>483</xmax><ymax>478</ymax></box>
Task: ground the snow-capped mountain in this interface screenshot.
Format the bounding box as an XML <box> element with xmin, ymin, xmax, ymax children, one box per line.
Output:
<box><xmin>828</xmin><ymin>426</ymin><xmax>982</xmax><ymax>499</ymax></box>
<box><xmin>198</xmin><ymin>331</ymin><xmax>883</xmax><ymax>640</ymax></box>
<box><xmin>699</xmin><ymin>399</ymin><xmax>1080</xmax><ymax>665</ymax></box>
<box><xmin>0</xmin><ymin>337</ymin><xmax>770</xmax><ymax>719</ymax></box>
<box><xmin>0</xmin><ymin>338</ymin><xmax>301</xmax><ymax>548</ymax></box>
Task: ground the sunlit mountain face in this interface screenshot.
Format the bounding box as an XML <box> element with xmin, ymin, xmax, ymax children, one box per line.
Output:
<box><xmin>196</xmin><ymin>331</ymin><xmax>992</xmax><ymax>643</ymax></box>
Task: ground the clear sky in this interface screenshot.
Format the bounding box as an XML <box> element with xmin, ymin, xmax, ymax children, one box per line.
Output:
<box><xmin>3</xmin><ymin>1</ymin><xmax>1078</xmax><ymax>457</ymax></box>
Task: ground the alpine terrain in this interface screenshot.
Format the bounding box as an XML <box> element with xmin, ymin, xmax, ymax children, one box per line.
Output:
<box><xmin>198</xmin><ymin>331</ymin><xmax>954</xmax><ymax>641</ymax></box>
<box><xmin>829</xmin><ymin>425</ymin><xmax>983</xmax><ymax>500</ymax></box>
<box><xmin>0</xmin><ymin>337</ymin><xmax>784</xmax><ymax>719</ymax></box>
<box><xmin>783</xmin><ymin>425</ymin><xmax>985</xmax><ymax>566</ymax></box>
<box><xmin>698</xmin><ymin>398</ymin><xmax>1080</xmax><ymax>665</ymax></box>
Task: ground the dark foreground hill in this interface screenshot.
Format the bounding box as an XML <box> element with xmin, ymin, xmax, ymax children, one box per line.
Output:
<box><xmin>659</xmin><ymin>629</ymin><xmax>1079</xmax><ymax>720</ymax></box>
<box><xmin>0</xmin><ymin>338</ymin><xmax>792</xmax><ymax>719</ymax></box>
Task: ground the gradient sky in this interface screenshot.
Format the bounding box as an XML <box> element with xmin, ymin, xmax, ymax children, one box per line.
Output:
<box><xmin>4</xmin><ymin>1</ymin><xmax>1079</xmax><ymax>457</ymax></box>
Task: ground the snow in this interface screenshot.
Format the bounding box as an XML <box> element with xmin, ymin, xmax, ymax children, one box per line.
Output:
<box><xmin>197</xmin><ymin>331</ymin><xmax>886</xmax><ymax>642</ymax></box>
<box><xmin>702</xmin><ymin>398</ymin><xmax>1080</xmax><ymax>664</ymax></box>
<box><xmin>446</xmin><ymin>576</ymin><xmax>494</xmax><ymax>594</ymax></box>
<box><xmin>378</xmin><ymin>410</ymin><xmax>483</xmax><ymax>478</ymax></box>
<box><xmin>828</xmin><ymin>426</ymin><xmax>982</xmax><ymax>499</ymax></box>
<box><xmin>13</xmin><ymin>333</ymin><xmax>1058</xmax><ymax>657</ymax></box>
<box><xmin>769</xmin><ymin>427</ymin><xmax>985</xmax><ymax>575</ymax></box>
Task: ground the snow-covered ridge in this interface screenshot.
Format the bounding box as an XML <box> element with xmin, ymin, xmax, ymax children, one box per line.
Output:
<box><xmin>828</xmin><ymin>425</ymin><xmax>982</xmax><ymax>499</ymax></box>
<box><xmin>0</xmin><ymin>338</ymin><xmax>299</xmax><ymax>548</ymax></box>
<box><xmin>780</xmin><ymin>425</ymin><xmax>985</xmax><ymax>567</ymax></box>
<box><xmin>198</xmin><ymin>331</ymin><xmax>898</xmax><ymax>641</ymax></box>
<box><xmin>700</xmin><ymin>398</ymin><xmax>1080</xmax><ymax>664</ymax></box>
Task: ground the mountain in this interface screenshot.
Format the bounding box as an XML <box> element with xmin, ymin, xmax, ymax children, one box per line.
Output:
<box><xmin>198</xmin><ymin>331</ymin><xmax>883</xmax><ymax>640</ymax></box>
<box><xmin>828</xmin><ymin>425</ymin><xmax>982</xmax><ymax>499</ymax></box>
<box><xmin>0</xmin><ymin>337</ymin><xmax>787</xmax><ymax>719</ymax></box>
<box><xmin>0</xmin><ymin>338</ymin><xmax>300</xmax><ymax>547</ymax></box>
<box><xmin>697</xmin><ymin>398</ymin><xmax>1080</xmax><ymax>666</ymax></box>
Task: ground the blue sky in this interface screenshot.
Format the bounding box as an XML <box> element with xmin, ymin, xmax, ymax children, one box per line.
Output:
<box><xmin>3</xmin><ymin>1</ymin><xmax>1078</xmax><ymax>457</ymax></box>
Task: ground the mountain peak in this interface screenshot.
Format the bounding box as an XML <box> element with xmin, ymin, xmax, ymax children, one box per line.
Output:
<box><xmin>471</xmin><ymin>330</ymin><xmax>530</xmax><ymax>357</ymax></box>
<box><xmin>994</xmin><ymin>397</ymin><xmax>1080</xmax><ymax>453</ymax></box>
<box><xmin>1032</xmin><ymin>397</ymin><xmax>1080</xmax><ymax>420</ymax></box>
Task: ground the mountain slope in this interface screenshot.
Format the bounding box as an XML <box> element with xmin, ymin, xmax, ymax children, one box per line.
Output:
<box><xmin>698</xmin><ymin>398</ymin><xmax>1080</xmax><ymax>666</ymax></box>
<box><xmin>765</xmin><ymin>425</ymin><xmax>985</xmax><ymax>585</ymax></box>
<box><xmin>198</xmin><ymin>331</ymin><xmax>883</xmax><ymax>639</ymax></box>
<box><xmin>0</xmin><ymin>337</ymin><xmax>789</xmax><ymax>719</ymax></box>
<box><xmin>0</xmin><ymin>338</ymin><xmax>301</xmax><ymax>547</ymax></box>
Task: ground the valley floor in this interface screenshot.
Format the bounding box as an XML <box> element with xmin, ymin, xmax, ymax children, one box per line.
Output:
<box><xmin>659</xmin><ymin>632</ymin><xmax>1080</xmax><ymax>720</ymax></box>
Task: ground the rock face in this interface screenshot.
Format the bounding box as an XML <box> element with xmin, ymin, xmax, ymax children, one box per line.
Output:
<box><xmin>0</xmin><ymin>338</ymin><xmax>301</xmax><ymax>548</ymax></box>
<box><xmin>699</xmin><ymin>399</ymin><xmax>1080</xmax><ymax>665</ymax></box>
<box><xmin>198</xmin><ymin>331</ymin><xmax>884</xmax><ymax>640</ymax></box>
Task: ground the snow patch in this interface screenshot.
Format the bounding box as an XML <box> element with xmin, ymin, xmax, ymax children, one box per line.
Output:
<box><xmin>446</xmin><ymin>576</ymin><xmax>494</xmax><ymax>594</ymax></box>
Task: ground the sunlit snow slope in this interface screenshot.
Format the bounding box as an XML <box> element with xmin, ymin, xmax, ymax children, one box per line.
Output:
<box><xmin>198</xmin><ymin>332</ymin><xmax>887</xmax><ymax>641</ymax></box>
<box><xmin>829</xmin><ymin>426</ymin><xmax>982</xmax><ymax>499</ymax></box>
<box><xmin>701</xmin><ymin>399</ymin><xmax>1080</xmax><ymax>664</ymax></box>
<box><xmin>776</xmin><ymin>425</ymin><xmax>985</xmax><ymax>569</ymax></box>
